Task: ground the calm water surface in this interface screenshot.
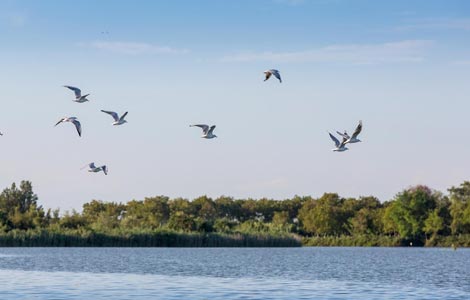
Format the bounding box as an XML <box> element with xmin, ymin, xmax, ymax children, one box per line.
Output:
<box><xmin>0</xmin><ymin>247</ymin><xmax>468</xmax><ymax>299</ymax></box>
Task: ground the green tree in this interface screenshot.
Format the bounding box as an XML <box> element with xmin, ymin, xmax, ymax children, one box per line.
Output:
<box><xmin>299</xmin><ymin>193</ymin><xmax>347</xmax><ymax>235</ymax></box>
<box><xmin>448</xmin><ymin>182</ymin><xmax>470</xmax><ymax>234</ymax></box>
<box><xmin>0</xmin><ymin>181</ymin><xmax>45</xmax><ymax>230</ymax></box>
<box><xmin>424</xmin><ymin>209</ymin><xmax>444</xmax><ymax>241</ymax></box>
<box><xmin>192</xmin><ymin>196</ymin><xmax>217</xmax><ymax>221</ymax></box>
<box><xmin>382</xmin><ymin>186</ymin><xmax>437</xmax><ymax>239</ymax></box>
<box><xmin>167</xmin><ymin>211</ymin><xmax>196</xmax><ymax>232</ymax></box>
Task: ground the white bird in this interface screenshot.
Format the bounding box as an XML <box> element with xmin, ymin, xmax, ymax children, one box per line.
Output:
<box><xmin>329</xmin><ymin>132</ymin><xmax>348</xmax><ymax>152</ymax></box>
<box><xmin>54</xmin><ymin>117</ymin><xmax>82</xmax><ymax>137</ymax></box>
<box><xmin>83</xmin><ymin>162</ymin><xmax>108</xmax><ymax>175</ymax></box>
<box><xmin>64</xmin><ymin>86</ymin><xmax>90</xmax><ymax>103</ymax></box>
<box><xmin>101</xmin><ymin>110</ymin><xmax>128</xmax><ymax>125</ymax></box>
<box><xmin>190</xmin><ymin>124</ymin><xmax>217</xmax><ymax>139</ymax></box>
<box><xmin>264</xmin><ymin>69</ymin><xmax>282</xmax><ymax>83</ymax></box>
<box><xmin>336</xmin><ymin>120</ymin><xmax>363</xmax><ymax>144</ymax></box>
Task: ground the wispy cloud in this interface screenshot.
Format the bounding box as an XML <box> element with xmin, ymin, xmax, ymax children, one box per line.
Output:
<box><xmin>82</xmin><ymin>41</ymin><xmax>189</xmax><ymax>55</ymax></box>
<box><xmin>395</xmin><ymin>18</ymin><xmax>470</xmax><ymax>31</ymax></box>
<box><xmin>220</xmin><ymin>40</ymin><xmax>433</xmax><ymax>64</ymax></box>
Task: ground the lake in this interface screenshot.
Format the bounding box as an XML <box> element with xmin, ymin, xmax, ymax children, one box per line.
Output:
<box><xmin>0</xmin><ymin>247</ymin><xmax>468</xmax><ymax>299</ymax></box>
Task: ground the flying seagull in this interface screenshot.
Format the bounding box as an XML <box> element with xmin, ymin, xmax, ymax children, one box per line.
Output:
<box><xmin>54</xmin><ymin>117</ymin><xmax>82</xmax><ymax>137</ymax></box>
<box><xmin>101</xmin><ymin>110</ymin><xmax>128</xmax><ymax>126</ymax></box>
<box><xmin>329</xmin><ymin>132</ymin><xmax>348</xmax><ymax>152</ymax></box>
<box><xmin>190</xmin><ymin>124</ymin><xmax>217</xmax><ymax>139</ymax></box>
<box><xmin>336</xmin><ymin>120</ymin><xmax>363</xmax><ymax>144</ymax></box>
<box><xmin>264</xmin><ymin>69</ymin><xmax>282</xmax><ymax>83</ymax></box>
<box><xmin>83</xmin><ymin>162</ymin><xmax>108</xmax><ymax>175</ymax></box>
<box><xmin>64</xmin><ymin>86</ymin><xmax>90</xmax><ymax>103</ymax></box>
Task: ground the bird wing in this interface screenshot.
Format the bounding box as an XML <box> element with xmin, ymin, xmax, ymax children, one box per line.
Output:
<box><xmin>208</xmin><ymin>125</ymin><xmax>216</xmax><ymax>134</ymax></box>
<box><xmin>351</xmin><ymin>120</ymin><xmax>362</xmax><ymax>139</ymax></box>
<box><xmin>101</xmin><ymin>166</ymin><xmax>108</xmax><ymax>175</ymax></box>
<box><xmin>64</xmin><ymin>86</ymin><xmax>81</xmax><ymax>98</ymax></box>
<box><xmin>101</xmin><ymin>110</ymin><xmax>119</xmax><ymax>121</ymax></box>
<box><xmin>271</xmin><ymin>70</ymin><xmax>282</xmax><ymax>82</ymax></box>
<box><xmin>54</xmin><ymin>118</ymin><xmax>64</xmax><ymax>126</ymax></box>
<box><xmin>119</xmin><ymin>111</ymin><xmax>128</xmax><ymax>121</ymax></box>
<box><xmin>264</xmin><ymin>71</ymin><xmax>272</xmax><ymax>81</ymax></box>
<box><xmin>336</xmin><ymin>131</ymin><xmax>350</xmax><ymax>139</ymax></box>
<box><xmin>89</xmin><ymin>162</ymin><xmax>96</xmax><ymax>169</ymax></box>
<box><xmin>329</xmin><ymin>132</ymin><xmax>340</xmax><ymax>147</ymax></box>
<box><xmin>72</xmin><ymin>120</ymin><xmax>82</xmax><ymax>137</ymax></box>
<box><xmin>190</xmin><ymin>124</ymin><xmax>210</xmax><ymax>134</ymax></box>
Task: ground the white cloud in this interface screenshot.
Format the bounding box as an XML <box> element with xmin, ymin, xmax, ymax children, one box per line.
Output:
<box><xmin>83</xmin><ymin>41</ymin><xmax>189</xmax><ymax>55</ymax></box>
<box><xmin>220</xmin><ymin>40</ymin><xmax>433</xmax><ymax>64</ymax></box>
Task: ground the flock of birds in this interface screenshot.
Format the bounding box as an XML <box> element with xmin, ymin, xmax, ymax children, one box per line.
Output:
<box><xmin>0</xmin><ymin>68</ymin><xmax>363</xmax><ymax>176</ymax></box>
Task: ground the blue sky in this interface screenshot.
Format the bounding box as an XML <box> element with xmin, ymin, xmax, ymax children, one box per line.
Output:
<box><xmin>1</xmin><ymin>0</ymin><xmax>470</xmax><ymax>211</ymax></box>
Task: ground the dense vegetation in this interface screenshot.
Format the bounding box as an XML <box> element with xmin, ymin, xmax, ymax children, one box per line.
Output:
<box><xmin>0</xmin><ymin>180</ymin><xmax>469</xmax><ymax>247</ymax></box>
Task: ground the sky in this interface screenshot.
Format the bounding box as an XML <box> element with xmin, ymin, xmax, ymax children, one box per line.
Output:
<box><xmin>1</xmin><ymin>0</ymin><xmax>470</xmax><ymax>211</ymax></box>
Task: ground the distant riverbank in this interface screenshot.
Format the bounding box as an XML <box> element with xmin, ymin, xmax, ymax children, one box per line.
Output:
<box><xmin>302</xmin><ymin>234</ymin><xmax>470</xmax><ymax>247</ymax></box>
<box><xmin>0</xmin><ymin>230</ymin><xmax>469</xmax><ymax>247</ymax></box>
<box><xmin>0</xmin><ymin>230</ymin><xmax>302</xmax><ymax>247</ymax></box>
<box><xmin>1</xmin><ymin>180</ymin><xmax>470</xmax><ymax>247</ymax></box>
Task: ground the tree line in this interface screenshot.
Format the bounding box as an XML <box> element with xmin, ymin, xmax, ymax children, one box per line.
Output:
<box><xmin>0</xmin><ymin>180</ymin><xmax>469</xmax><ymax>246</ymax></box>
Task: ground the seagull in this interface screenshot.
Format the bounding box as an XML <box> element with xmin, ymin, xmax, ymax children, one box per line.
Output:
<box><xmin>54</xmin><ymin>117</ymin><xmax>82</xmax><ymax>137</ymax></box>
<box><xmin>329</xmin><ymin>132</ymin><xmax>348</xmax><ymax>152</ymax></box>
<box><xmin>190</xmin><ymin>124</ymin><xmax>217</xmax><ymax>139</ymax></box>
<box><xmin>264</xmin><ymin>69</ymin><xmax>282</xmax><ymax>83</ymax></box>
<box><xmin>101</xmin><ymin>110</ymin><xmax>128</xmax><ymax>126</ymax></box>
<box><xmin>64</xmin><ymin>86</ymin><xmax>90</xmax><ymax>103</ymax></box>
<box><xmin>83</xmin><ymin>162</ymin><xmax>108</xmax><ymax>175</ymax></box>
<box><xmin>336</xmin><ymin>120</ymin><xmax>363</xmax><ymax>144</ymax></box>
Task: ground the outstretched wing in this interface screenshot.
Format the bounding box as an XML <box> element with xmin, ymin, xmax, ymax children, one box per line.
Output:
<box><xmin>54</xmin><ymin>118</ymin><xmax>64</xmax><ymax>126</ymax></box>
<box><xmin>351</xmin><ymin>120</ymin><xmax>362</xmax><ymax>139</ymax></box>
<box><xmin>336</xmin><ymin>130</ymin><xmax>350</xmax><ymax>139</ymax></box>
<box><xmin>101</xmin><ymin>165</ymin><xmax>108</xmax><ymax>175</ymax></box>
<box><xmin>264</xmin><ymin>71</ymin><xmax>272</xmax><ymax>81</ymax></box>
<box><xmin>190</xmin><ymin>124</ymin><xmax>210</xmax><ymax>134</ymax></box>
<box><xmin>119</xmin><ymin>111</ymin><xmax>128</xmax><ymax>121</ymax></box>
<box><xmin>72</xmin><ymin>120</ymin><xmax>82</xmax><ymax>137</ymax></box>
<box><xmin>329</xmin><ymin>132</ymin><xmax>340</xmax><ymax>147</ymax></box>
<box><xmin>101</xmin><ymin>110</ymin><xmax>119</xmax><ymax>122</ymax></box>
<box><xmin>89</xmin><ymin>162</ymin><xmax>96</xmax><ymax>169</ymax></box>
<box><xmin>271</xmin><ymin>70</ymin><xmax>282</xmax><ymax>83</ymax></box>
<box><xmin>64</xmin><ymin>86</ymin><xmax>81</xmax><ymax>98</ymax></box>
<box><xmin>208</xmin><ymin>125</ymin><xmax>216</xmax><ymax>134</ymax></box>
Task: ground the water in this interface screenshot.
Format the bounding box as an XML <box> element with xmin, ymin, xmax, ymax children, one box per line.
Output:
<box><xmin>0</xmin><ymin>247</ymin><xmax>468</xmax><ymax>299</ymax></box>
